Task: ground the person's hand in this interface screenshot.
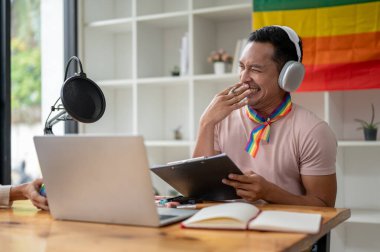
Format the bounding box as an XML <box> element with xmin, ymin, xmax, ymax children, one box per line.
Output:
<box><xmin>200</xmin><ymin>83</ymin><xmax>251</xmax><ymax>126</ymax></box>
<box><xmin>23</xmin><ymin>178</ymin><xmax>49</xmax><ymax>211</ymax></box>
<box><xmin>222</xmin><ymin>171</ymin><xmax>271</xmax><ymax>203</ymax></box>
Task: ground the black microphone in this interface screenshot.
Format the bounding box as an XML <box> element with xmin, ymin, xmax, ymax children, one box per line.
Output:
<box><xmin>44</xmin><ymin>56</ymin><xmax>106</xmax><ymax>134</ymax></box>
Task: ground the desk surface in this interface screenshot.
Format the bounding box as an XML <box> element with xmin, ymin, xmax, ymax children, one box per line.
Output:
<box><xmin>0</xmin><ymin>201</ymin><xmax>350</xmax><ymax>252</ymax></box>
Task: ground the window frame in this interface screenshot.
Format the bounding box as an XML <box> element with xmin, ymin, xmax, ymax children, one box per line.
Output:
<box><xmin>0</xmin><ymin>0</ymin><xmax>11</xmax><ymax>185</ymax></box>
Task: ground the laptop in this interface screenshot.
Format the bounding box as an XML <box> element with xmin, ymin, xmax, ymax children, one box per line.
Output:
<box><xmin>33</xmin><ymin>135</ymin><xmax>196</xmax><ymax>227</ymax></box>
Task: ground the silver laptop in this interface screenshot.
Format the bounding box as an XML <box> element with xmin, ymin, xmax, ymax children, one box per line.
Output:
<box><xmin>33</xmin><ymin>135</ymin><xmax>196</xmax><ymax>227</ymax></box>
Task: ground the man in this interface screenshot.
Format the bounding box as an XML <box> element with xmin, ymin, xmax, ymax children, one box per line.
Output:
<box><xmin>0</xmin><ymin>178</ymin><xmax>49</xmax><ymax>210</ymax></box>
<box><xmin>193</xmin><ymin>26</ymin><xmax>337</xmax><ymax>207</ymax></box>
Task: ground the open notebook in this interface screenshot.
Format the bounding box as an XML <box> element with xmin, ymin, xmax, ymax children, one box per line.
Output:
<box><xmin>181</xmin><ymin>202</ymin><xmax>322</xmax><ymax>234</ymax></box>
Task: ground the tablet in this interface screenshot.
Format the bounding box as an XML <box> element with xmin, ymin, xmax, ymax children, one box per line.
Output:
<box><xmin>150</xmin><ymin>153</ymin><xmax>243</xmax><ymax>201</ymax></box>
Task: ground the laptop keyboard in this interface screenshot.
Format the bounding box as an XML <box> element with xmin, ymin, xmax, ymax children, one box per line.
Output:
<box><xmin>159</xmin><ymin>214</ymin><xmax>177</xmax><ymax>221</ymax></box>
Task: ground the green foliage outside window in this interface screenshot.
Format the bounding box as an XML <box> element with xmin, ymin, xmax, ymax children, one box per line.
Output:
<box><xmin>11</xmin><ymin>38</ymin><xmax>41</xmax><ymax>110</ymax></box>
<box><xmin>11</xmin><ymin>0</ymin><xmax>41</xmax><ymax>124</ymax></box>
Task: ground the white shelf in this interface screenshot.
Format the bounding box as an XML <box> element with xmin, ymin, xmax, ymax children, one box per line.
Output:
<box><xmin>192</xmin><ymin>4</ymin><xmax>251</xmax><ymax>21</ymax></box>
<box><xmin>192</xmin><ymin>1</ymin><xmax>250</xmax><ymax>11</ymax></box>
<box><xmin>338</xmin><ymin>141</ymin><xmax>380</xmax><ymax>147</ymax></box>
<box><xmin>138</xmin><ymin>76</ymin><xmax>189</xmax><ymax>86</ymax></box>
<box><xmin>97</xmin><ymin>79</ymin><xmax>134</xmax><ymax>88</ymax></box>
<box><xmin>145</xmin><ymin>140</ymin><xmax>192</xmax><ymax>147</ymax></box>
<box><xmin>86</xmin><ymin>18</ymin><xmax>133</xmax><ymax>33</ymax></box>
<box><xmin>347</xmin><ymin>209</ymin><xmax>380</xmax><ymax>224</ymax></box>
<box><xmin>137</xmin><ymin>12</ymin><xmax>188</xmax><ymax>28</ymax></box>
<box><xmin>194</xmin><ymin>73</ymin><xmax>239</xmax><ymax>85</ymax></box>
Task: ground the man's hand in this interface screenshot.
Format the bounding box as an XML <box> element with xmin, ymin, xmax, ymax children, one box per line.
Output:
<box><xmin>222</xmin><ymin>171</ymin><xmax>270</xmax><ymax>203</ymax></box>
<box><xmin>222</xmin><ymin>171</ymin><xmax>337</xmax><ymax>207</ymax></box>
<box><xmin>193</xmin><ymin>83</ymin><xmax>252</xmax><ymax>158</ymax></box>
<box><xmin>200</xmin><ymin>83</ymin><xmax>251</xmax><ymax>126</ymax></box>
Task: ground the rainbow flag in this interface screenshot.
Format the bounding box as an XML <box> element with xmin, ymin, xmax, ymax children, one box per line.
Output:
<box><xmin>253</xmin><ymin>0</ymin><xmax>380</xmax><ymax>91</ymax></box>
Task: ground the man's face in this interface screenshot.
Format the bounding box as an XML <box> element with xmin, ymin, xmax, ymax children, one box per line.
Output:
<box><xmin>239</xmin><ymin>41</ymin><xmax>285</xmax><ymax>111</ymax></box>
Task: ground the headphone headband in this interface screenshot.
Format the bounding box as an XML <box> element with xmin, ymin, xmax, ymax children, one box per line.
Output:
<box><xmin>274</xmin><ymin>25</ymin><xmax>301</xmax><ymax>62</ymax></box>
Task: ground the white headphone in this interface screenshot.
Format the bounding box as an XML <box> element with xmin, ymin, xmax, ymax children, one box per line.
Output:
<box><xmin>274</xmin><ymin>25</ymin><xmax>305</xmax><ymax>92</ymax></box>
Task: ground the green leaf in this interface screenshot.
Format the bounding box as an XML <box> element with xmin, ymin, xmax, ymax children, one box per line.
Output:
<box><xmin>354</xmin><ymin>104</ymin><xmax>378</xmax><ymax>129</ymax></box>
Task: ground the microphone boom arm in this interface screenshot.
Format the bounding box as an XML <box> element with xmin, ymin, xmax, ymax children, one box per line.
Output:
<box><xmin>44</xmin><ymin>109</ymin><xmax>72</xmax><ymax>135</ymax></box>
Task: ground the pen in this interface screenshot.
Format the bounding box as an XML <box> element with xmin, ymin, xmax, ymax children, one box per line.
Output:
<box><xmin>160</xmin><ymin>196</ymin><xmax>202</xmax><ymax>204</ymax></box>
<box><xmin>39</xmin><ymin>183</ymin><xmax>46</xmax><ymax>197</ymax></box>
<box><xmin>176</xmin><ymin>203</ymin><xmax>217</xmax><ymax>209</ymax></box>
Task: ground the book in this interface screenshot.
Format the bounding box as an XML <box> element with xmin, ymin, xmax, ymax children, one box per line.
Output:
<box><xmin>180</xmin><ymin>33</ymin><xmax>189</xmax><ymax>76</ymax></box>
<box><xmin>231</xmin><ymin>39</ymin><xmax>242</xmax><ymax>74</ymax></box>
<box><xmin>181</xmin><ymin>202</ymin><xmax>322</xmax><ymax>234</ymax></box>
<box><xmin>231</xmin><ymin>38</ymin><xmax>248</xmax><ymax>74</ymax></box>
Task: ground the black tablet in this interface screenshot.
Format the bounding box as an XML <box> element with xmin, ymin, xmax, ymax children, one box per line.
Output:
<box><xmin>150</xmin><ymin>153</ymin><xmax>243</xmax><ymax>201</ymax></box>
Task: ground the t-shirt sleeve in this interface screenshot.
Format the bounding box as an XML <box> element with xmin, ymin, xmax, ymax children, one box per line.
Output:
<box><xmin>299</xmin><ymin>122</ymin><xmax>337</xmax><ymax>175</ymax></box>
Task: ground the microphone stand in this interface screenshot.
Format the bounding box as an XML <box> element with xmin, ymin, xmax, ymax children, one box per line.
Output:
<box><xmin>43</xmin><ymin>56</ymin><xmax>83</xmax><ymax>135</ymax></box>
<box><xmin>44</xmin><ymin>106</ymin><xmax>73</xmax><ymax>135</ymax></box>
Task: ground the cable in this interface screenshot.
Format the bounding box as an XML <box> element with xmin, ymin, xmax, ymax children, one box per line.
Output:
<box><xmin>64</xmin><ymin>56</ymin><xmax>84</xmax><ymax>80</ymax></box>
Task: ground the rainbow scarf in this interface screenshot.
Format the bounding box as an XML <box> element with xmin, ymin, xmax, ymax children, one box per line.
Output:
<box><xmin>245</xmin><ymin>93</ymin><xmax>292</xmax><ymax>158</ymax></box>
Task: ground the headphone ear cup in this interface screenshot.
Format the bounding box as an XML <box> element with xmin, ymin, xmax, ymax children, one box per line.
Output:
<box><xmin>278</xmin><ymin>61</ymin><xmax>305</xmax><ymax>92</ymax></box>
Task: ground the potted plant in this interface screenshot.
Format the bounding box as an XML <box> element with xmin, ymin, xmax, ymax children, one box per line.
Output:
<box><xmin>171</xmin><ymin>65</ymin><xmax>180</xmax><ymax>76</ymax></box>
<box><xmin>173</xmin><ymin>125</ymin><xmax>182</xmax><ymax>140</ymax></box>
<box><xmin>207</xmin><ymin>49</ymin><xmax>233</xmax><ymax>74</ymax></box>
<box><xmin>354</xmin><ymin>103</ymin><xmax>379</xmax><ymax>141</ymax></box>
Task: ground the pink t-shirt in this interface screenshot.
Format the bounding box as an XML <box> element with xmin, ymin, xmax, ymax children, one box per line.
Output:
<box><xmin>214</xmin><ymin>104</ymin><xmax>337</xmax><ymax>196</ymax></box>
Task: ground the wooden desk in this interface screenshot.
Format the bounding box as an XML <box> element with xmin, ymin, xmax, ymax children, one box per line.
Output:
<box><xmin>0</xmin><ymin>201</ymin><xmax>350</xmax><ymax>252</ymax></box>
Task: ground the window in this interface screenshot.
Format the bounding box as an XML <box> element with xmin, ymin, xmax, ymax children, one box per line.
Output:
<box><xmin>11</xmin><ymin>0</ymin><xmax>42</xmax><ymax>184</ymax></box>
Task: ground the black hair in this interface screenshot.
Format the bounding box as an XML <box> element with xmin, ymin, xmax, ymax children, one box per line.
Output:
<box><xmin>247</xmin><ymin>26</ymin><xmax>303</xmax><ymax>72</ymax></box>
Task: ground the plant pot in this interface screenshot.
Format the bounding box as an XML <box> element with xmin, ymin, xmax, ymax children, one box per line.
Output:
<box><xmin>213</xmin><ymin>62</ymin><xmax>225</xmax><ymax>75</ymax></box>
<box><xmin>364</xmin><ymin>128</ymin><xmax>377</xmax><ymax>141</ymax></box>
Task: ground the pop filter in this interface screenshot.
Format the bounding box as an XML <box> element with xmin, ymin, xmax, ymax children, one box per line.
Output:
<box><xmin>44</xmin><ymin>56</ymin><xmax>106</xmax><ymax>134</ymax></box>
<box><xmin>61</xmin><ymin>75</ymin><xmax>105</xmax><ymax>123</ymax></box>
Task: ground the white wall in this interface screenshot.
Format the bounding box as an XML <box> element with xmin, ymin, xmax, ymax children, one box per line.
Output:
<box><xmin>41</xmin><ymin>0</ymin><xmax>64</xmax><ymax>135</ymax></box>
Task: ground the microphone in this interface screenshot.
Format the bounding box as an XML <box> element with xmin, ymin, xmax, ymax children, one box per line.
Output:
<box><xmin>44</xmin><ymin>56</ymin><xmax>106</xmax><ymax>134</ymax></box>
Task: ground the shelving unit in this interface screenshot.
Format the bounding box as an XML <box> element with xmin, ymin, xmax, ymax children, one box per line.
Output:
<box><xmin>79</xmin><ymin>1</ymin><xmax>379</xmax><ymax>251</ymax></box>
<box><xmin>293</xmin><ymin>90</ymin><xmax>380</xmax><ymax>252</ymax></box>
<box><xmin>79</xmin><ymin>0</ymin><xmax>251</xmax><ymax>153</ymax></box>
